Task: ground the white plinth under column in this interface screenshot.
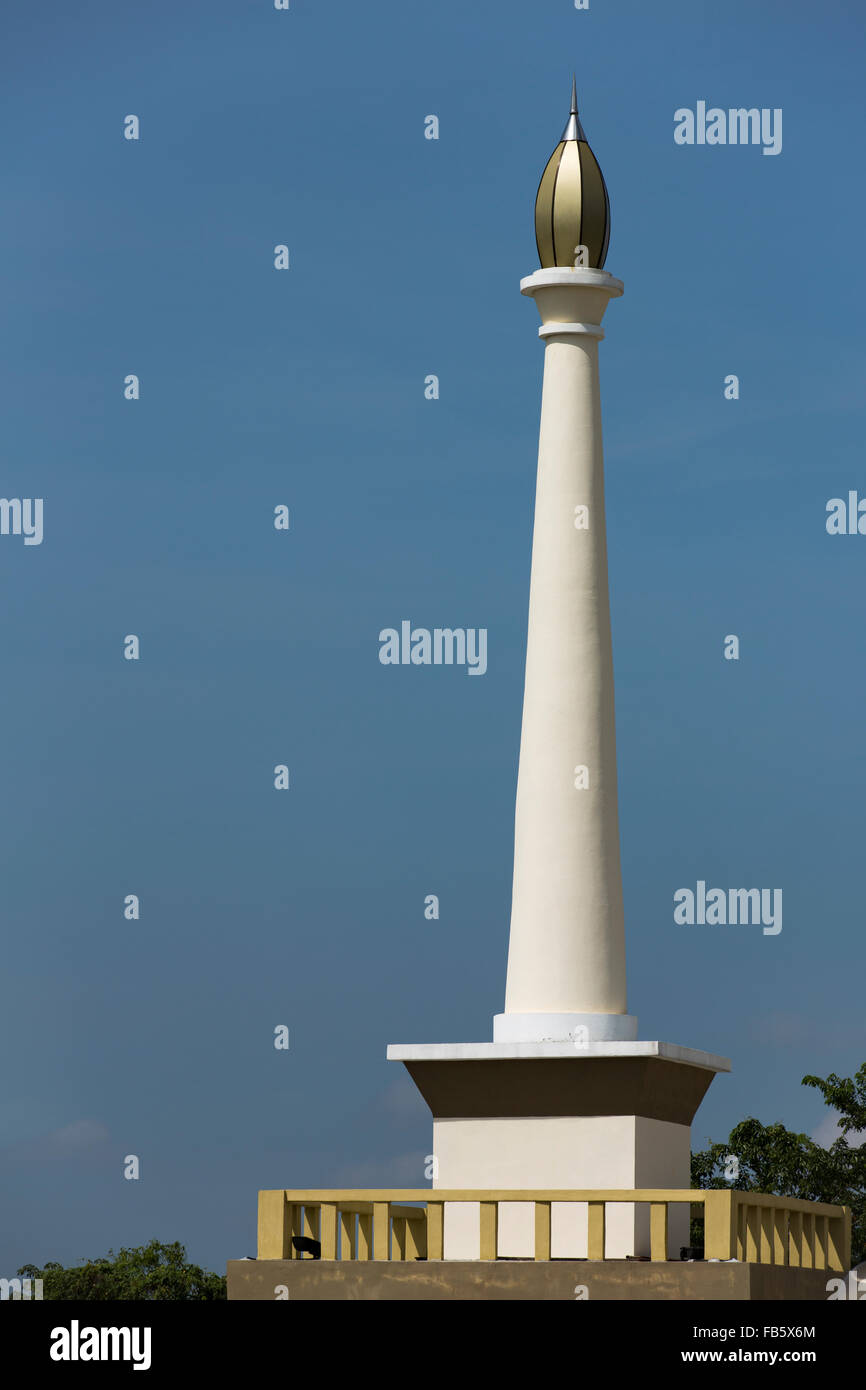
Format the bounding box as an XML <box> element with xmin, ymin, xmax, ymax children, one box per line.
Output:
<box><xmin>435</xmin><ymin>1114</ymin><xmax>691</xmax><ymax>1260</ymax></box>
<box><xmin>387</xmin><ymin>1041</ymin><xmax>731</xmax><ymax>1260</ymax></box>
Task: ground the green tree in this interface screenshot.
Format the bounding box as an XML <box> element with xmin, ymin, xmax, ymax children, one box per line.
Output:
<box><xmin>691</xmin><ymin>1063</ymin><xmax>866</xmax><ymax>1265</ymax></box>
<box><xmin>18</xmin><ymin>1239</ymin><xmax>226</xmax><ymax>1300</ymax></box>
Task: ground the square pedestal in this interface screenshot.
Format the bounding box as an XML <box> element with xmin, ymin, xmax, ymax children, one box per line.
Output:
<box><xmin>387</xmin><ymin>1040</ymin><xmax>730</xmax><ymax>1260</ymax></box>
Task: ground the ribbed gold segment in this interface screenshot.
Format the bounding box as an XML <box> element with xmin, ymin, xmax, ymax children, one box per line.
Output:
<box><xmin>551</xmin><ymin>140</ymin><xmax>583</xmax><ymax>267</ymax></box>
<box><xmin>577</xmin><ymin>142</ymin><xmax>609</xmax><ymax>268</ymax></box>
<box><xmin>532</xmin><ymin>87</ymin><xmax>611</xmax><ymax>268</ymax></box>
<box><xmin>598</xmin><ymin>160</ymin><xmax>610</xmax><ymax>268</ymax></box>
<box><xmin>534</xmin><ymin>145</ymin><xmax>562</xmax><ymax>268</ymax></box>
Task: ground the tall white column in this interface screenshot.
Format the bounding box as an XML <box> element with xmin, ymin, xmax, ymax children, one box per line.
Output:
<box><xmin>495</xmin><ymin>267</ymin><xmax>637</xmax><ymax>1044</ymax></box>
<box><xmin>389</xmin><ymin>104</ymin><xmax>731</xmax><ymax>1252</ymax></box>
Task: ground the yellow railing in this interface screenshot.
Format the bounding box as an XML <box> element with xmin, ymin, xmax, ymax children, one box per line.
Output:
<box><xmin>258</xmin><ymin>1189</ymin><xmax>851</xmax><ymax>1270</ymax></box>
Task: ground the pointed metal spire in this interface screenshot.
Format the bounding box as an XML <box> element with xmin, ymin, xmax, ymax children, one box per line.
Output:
<box><xmin>560</xmin><ymin>74</ymin><xmax>587</xmax><ymax>141</ymax></box>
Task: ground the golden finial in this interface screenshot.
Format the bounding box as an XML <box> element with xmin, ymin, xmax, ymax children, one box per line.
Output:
<box><xmin>534</xmin><ymin>78</ymin><xmax>610</xmax><ymax>269</ymax></box>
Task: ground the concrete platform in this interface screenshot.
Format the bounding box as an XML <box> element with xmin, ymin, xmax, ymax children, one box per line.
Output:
<box><xmin>227</xmin><ymin>1259</ymin><xmax>833</xmax><ymax>1302</ymax></box>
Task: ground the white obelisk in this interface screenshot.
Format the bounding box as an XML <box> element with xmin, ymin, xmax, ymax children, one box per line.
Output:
<box><xmin>494</xmin><ymin>266</ymin><xmax>636</xmax><ymax>1044</ymax></box>
<box><xmin>486</xmin><ymin>79</ymin><xmax>635</xmax><ymax>1044</ymax></box>
<box><xmin>388</xmin><ymin>82</ymin><xmax>729</xmax><ymax>1260</ymax></box>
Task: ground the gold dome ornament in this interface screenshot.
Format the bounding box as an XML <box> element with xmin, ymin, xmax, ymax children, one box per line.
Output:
<box><xmin>534</xmin><ymin>77</ymin><xmax>611</xmax><ymax>269</ymax></box>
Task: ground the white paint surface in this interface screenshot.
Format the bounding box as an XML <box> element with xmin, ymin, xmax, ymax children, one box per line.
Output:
<box><xmin>504</xmin><ymin>269</ymin><xmax>628</xmax><ymax>1025</ymax></box>
<box><xmin>433</xmin><ymin>1113</ymin><xmax>691</xmax><ymax>1259</ymax></box>
<box><xmin>492</xmin><ymin>1009</ymin><xmax>638</xmax><ymax>1042</ymax></box>
<box><xmin>386</xmin><ymin>1040</ymin><xmax>731</xmax><ymax>1072</ymax></box>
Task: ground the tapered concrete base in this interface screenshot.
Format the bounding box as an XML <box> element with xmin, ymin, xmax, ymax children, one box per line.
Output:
<box><xmin>387</xmin><ymin>1041</ymin><xmax>730</xmax><ymax>1259</ymax></box>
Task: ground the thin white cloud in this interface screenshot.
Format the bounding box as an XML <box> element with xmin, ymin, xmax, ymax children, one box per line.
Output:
<box><xmin>811</xmin><ymin>1112</ymin><xmax>865</xmax><ymax>1149</ymax></box>
<box><xmin>373</xmin><ymin>1077</ymin><xmax>428</xmax><ymax>1123</ymax></box>
<box><xmin>332</xmin><ymin>1151</ymin><xmax>425</xmax><ymax>1187</ymax></box>
<box><xmin>45</xmin><ymin>1120</ymin><xmax>110</xmax><ymax>1151</ymax></box>
<box><xmin>0</xmin><ymin>1119</ymin><xmax>110</xmax><ymax>1162</ymax></box>
<box><xmin>745</xmin><ymin>1011</ymin><xmax>866</xmax><ymax>1049</ymax></box>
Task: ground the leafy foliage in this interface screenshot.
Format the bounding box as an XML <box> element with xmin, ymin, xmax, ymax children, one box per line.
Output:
<box><xmin>18</xmin><ymin>1239</ymin><xmax>226</xmax><ymax>1300</ymax></box>
<box><xmin>691</xmin><ymin>1064</ymin><xmax>866</xmax><ymax>1265</ymax></box>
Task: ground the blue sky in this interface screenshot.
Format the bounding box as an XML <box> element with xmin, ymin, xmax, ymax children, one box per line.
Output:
<box><xmin>1</xmin><ymin>0</ymin><xmax>864</xmax><ymax>1275</ymax></box>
